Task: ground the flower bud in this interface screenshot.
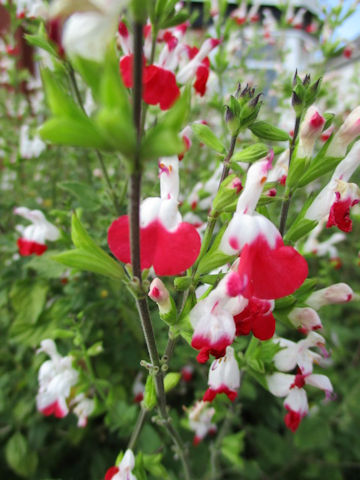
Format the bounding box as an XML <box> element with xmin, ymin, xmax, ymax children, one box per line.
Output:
<box><xmin>329</xmin><ymin>106</ymin><xmax>360</xmax><ymax>157</ymax></box>
<box><xmin>297</xmin><ymin>106</ymin><xmax>325</xmax><ymax>159</ymax></box>
<box><xmin>203</xmin><ymin>347</ymin><xmax>241</xmax><ymax>402</ymax></box>
<box><xmin>306</xmin><ymin>283</ymin><xmax>354</xmax><ymax>309</ymax></box>
<box><xmin>288</xmin><ymin>307</ymin><xmax>322</xmax><ymax>334</ymax></box>
<box><xmin>149</xmin><ymin>278</ymin><xmax>170</xmax><ymax>310</ymax></box>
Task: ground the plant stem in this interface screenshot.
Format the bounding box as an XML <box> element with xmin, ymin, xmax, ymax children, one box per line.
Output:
<box><xmin>279</xmin><ymin>115</ymin><xmax>301</xmax><ymax>236</ymax></box>
<box><xmin>128</xmin><ymin>23</ymin><xmax>191</xmax><ymax>479</ymax></box>
<box><xmin>128</xmin><ymin>408</ymin><xmax>147</xmax><ymax>450</ymax></box>
<box><xmin>67</xmin><ymin>63</ymin><xmax>121</xmax><ymax>215</ymax></box>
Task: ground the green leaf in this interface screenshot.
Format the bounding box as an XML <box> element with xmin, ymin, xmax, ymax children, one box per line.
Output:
<box><xmin>296</xmin><ymin>155</ymin><xmax>342</xmax><ymax>188</ymax></box>
<box><xmin>141</xmin><ymin>127</ymin><xmax>184</xmax><ymax>159</ymax></box>
<box><xmin>221</xmin><ymin>432</ymin><xmax>245</xmax><ymax>469</ymax></box>
<box><xmin>40</xmin><ymin>116</ymin><xmax>109</xmax><ymax>149</ymax></box>
<box><xmin>87</xmin><ymin>341</ymin><xmax>103</xmax><ymax>356</ymax></box>
<box><xmin>5</xmin><ymin>432</ymin><xmax>38</xmax><ymax>478</ymax></box>
<box><xmin>143</xmin><ymin>375</ymin><xmax>157</xmax><ymax>410</ymax></box>
<box><xmin>164</xmin><ymin>372</ymin><xmax>181</xmax><ymax>392</ymax></box>
<box><xmin>143</xmin><ymin>453</ymin><xmax>169</xmax><ymax>479</ymax></box>
<box><xmin>249</xmin><ymin>121</ymin><xmax>290</xmax><ymax>141</ymax></box>
<box><xmin>53</xmin><ymin>213</ymin><xmax>124</xmax><ymax>280</ymax></box>
<box><xmin>25</xmin><ymin>250</ymin><xmax>67</xmax><ymax>279</ymax></box>
<box><xmin>231</xmin><ymin>143</ymin><xmax>268</xmax><ymax>164</ymax></box>
<box><xmin>191</xmin><ymin>123</ymin><xmax>226</xmax><ymax>153</ymax></box>
<box><xmin>25</xmin><ymin>23</ymin><xmax>58</xmax><ymax>57</ymax></box>
<box><xmin>59</xmin><ymin>181</ymin><xmax>100</xmax><ymax>211</ymax></box>
<box><xmin>284</xmin><ymin>218</ymin><xmax>317</xmax><ymax>244</ymax></box>
<box><xmin>10</xmin><ymin>280</ymin><xmax>49</xmax><ymax>325</ymax></box>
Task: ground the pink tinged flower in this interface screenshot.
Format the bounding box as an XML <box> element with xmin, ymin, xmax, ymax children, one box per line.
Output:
<box><xmin>181</xmin><ymin>365</ymin><xmax>194</xmax><ymax>383</ymax></box>
<box><xmin>306</xmin><ymin>283</ymin><xmax>354</xmax><ymax>310</ymax></box>
<box><xmin>108</xmin><ymin>159</ymin><xmax>201</xmax><ymax>276</ymax></box>
<box><xmin>105</xmin><ymin>449</ymin><xmax>137</xmax><ymax>480</ymax></box>
<box><xmin>233</xmin><ymin>296</ymin><xmax>276</xmax><ymax>340</ymax></box>
<box><xmin>14</xmin><ymin>207</ymin><xmax>60</xmax><ymax>257</ymax></box>
<box><xmin>203</xmin><ymin>347</ymin><xmax>241</xmax><ymax>402</ymax></box>
<box><xmin>117</xmin><ymin>21</ymin><xmax>131</xmax><ymax>55</ymax></box>
<box><xmin>297</xmin><ymin>106</ymin><xmax>325</xmax><ymax>158</ymax></box>
<box><xmin>190</xmin><ymin>298</ymin><xmax>236</xmax><ymax>363</ymax></box>
<box><xmin>329</xmin><ymin>107</ymin><xmax>360</xmax><ymax>157</ymax></box>
<box><xmin>148</xmin><ymin>278</ymin><xmax>171</xmax><ymax>315</ymax></box>
<box><xmin>248</xmin><ymin>2</ymin><xmax>260</xmax><ymax>22</ymax></box>
<box><xmin>288</xmin><ymin>307</ymin><xmax>322</xmax><ymax>334</ymax></box>
<box><xmin>321</xmin><ymin>125</ymin><xmax>334</xmax><ymax>142</ymax></box>
<box><xmin>343</xmin><ymin>45</ymin><xmax>353</xmax><ymax>59</ymax></box>
<box><xmin>178</xmin><ymin>125</ymin><xmax>192</xmax><ymax>160</ymax></box>
<box><xmin>119</xmin><ymin>54</ymin><xmax>180</xmax><ymax>110</ymax></box>
<box><xmin>188</xmin><ymin>400</ymin><xmax>216</xmax><ymax>445</ymax></box>
<box><xmin>268</xmin><ymin>149</ymin><xmax>289</xmax><ymax>185</ymax></box>
<box><xmin>71</xmin><ymin>394</ymin><xmax>95</xmax><ymax>427</ymax></box>
<box><xmin>132</xmin><ymin>373</ymin><xmax>145</xmax><ymax>403</ymax></box>
<box><xmin>291</xmin><ymin>8</ymin><xmax>306</xmax><ymax>29</ymax></box>
<box><xmin>231</xmin><ymin>1</ymin><xmax>247</xmax><ymax>25</ymax></box>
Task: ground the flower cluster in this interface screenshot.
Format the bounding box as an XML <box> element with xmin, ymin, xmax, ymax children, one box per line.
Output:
<box><xmin>36</xmin><ymin>339</ymin><xmax>95</xmax><ymax>427</ymax></box>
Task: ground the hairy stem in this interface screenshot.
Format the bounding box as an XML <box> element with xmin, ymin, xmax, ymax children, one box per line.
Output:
<box><xmin>128</xmin><ymin>23</ymin><xmax>191</xmax><ymax>479</ymax></box>
<box><xmin>279</xmin><ymin>115</ymin><xmax>301</xmax><ymax>236</ymax></box>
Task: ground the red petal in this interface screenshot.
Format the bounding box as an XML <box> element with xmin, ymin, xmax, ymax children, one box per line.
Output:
<box><xmin>284</xmin><ymin>408</ymin><xmax>302</xmax><ymax>432</ymax></box>
<box><xmin>203</xmin><ymin>385</ymin><xmax>237</xmax><ymax>402</ymax></box>
<box><xmin>193</xmin><ymin>63</ymin><xmax>209</xmax><ymax>96</ymax></box>
<box><xmin>119</xmin><ymin>54</ymin><xmax>134</xmax><ymax>88</ymax></box>
<box><xmin>17</xmin><ymin>238</ymin><xmax>47</xmax><ymax>256</ymax></box>
<box><xmin>108</xmin><ymin>217</ymin><xmax>201</xmax><ymax>276</ymax></box>
<box><xmin>143</xmin><ymin>65</ymin><xmax>180</xmax><ymax>110</ymax></box>
<box><xmin>191</xmin><ymin>335</ymin><xmax>232</xmax><ymax>363</ymax></box>
<box><xmin>238</xmin><ymin>235</ymin><xmax>308</xmax><ymax>299</ymax></box>
<box><xmin>326</xmin><ymin>198</ymin><xmax>353</xmax><ymax>232</ymax></box>
<box><xmin>251</xmin><ymin>311</ymin><xmax>276</xmax><ymax>340</ymax></box>
<box><xmin>104</xmin><ymin>466</ymin><xmax>119</xmax><ymax>480</ymax></box>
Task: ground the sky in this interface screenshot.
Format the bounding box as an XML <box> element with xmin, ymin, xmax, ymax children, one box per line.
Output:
<box><xmin>322</xmin><ymin>0</ymin><xmax>360</xmax><ymax>40</ymax></box>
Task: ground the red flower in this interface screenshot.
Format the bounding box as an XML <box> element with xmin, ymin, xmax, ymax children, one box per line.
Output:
<box><xmin>104</xmin><ymin>466</ymin><xmax>119</xmax><ymax>480</ymax></box>
<box><xmin>17</xmin><ymin>238</ymin><xmax>48</xmax><ymax>256</ymax></box>
<box><xmin>326</xmin><ymin>195</ymin><xmax>358</xmax><ymax>233</ymax></box>
<box><xmin>120</xmin><ymin>54</ymin><xmax>180</xmax><ymax>110</ymax></box>
<box><xmin>108</xmin><ymin>214</ymin><xmax>200</xmax><ymax>276</ymax></box>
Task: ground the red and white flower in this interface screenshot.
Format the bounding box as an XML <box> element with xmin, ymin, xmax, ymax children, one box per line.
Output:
<box><xmin>119</xmin><ymin>24</ymin><xmax>220</xmax><ymax>110</ymax></box>
<box><xmin>233</xmin><ymin>296</ymin><xmax>276</xmax><ymax>340</ymax></box>
<box><xmin>297</xmin><ymin>106</ymin><xmax>325</xmax><ymax>159</ymax></box>
<box><xmin>267</xmin><ymin>371</ymin><xmax>333</xmax><ymax>432</ymax></box>
<box><xmin>288</xmin><ymin>307</ymin><xmax>322</xmax><ymax>334</ymax></box>
<box><xmin>329</xmin><ymin>106</ymin><xmax>360</xmax><ymax>158</ymax></box>
<box><xmin>148</xmin><ymin>278</ymin><xmax>172</xmax><ymax>315</ymax></box>
<box><xmin>108</xmin><ymin>157</ymin><xmax>201</xmax><ymax>276</ymax></box>
<box><xmin>306</xmin><ymin>283</ymin><xmax>353</xmax><ymax>310</ymax></box>
<box><xmin>190</xmin><ymin>272</ymin><xmax>247</xmax><ymax>363</ymax></box>
<box><xmin>306</xmin><ymin>141</ymin><xmax>360</xmax><ymax>232</ymax></box>
<box><xmin>132</xmin><ymin>373</ymin><xmax>145</xmax><ymax>404</ymax></box>
<box><xmin>272</xmin><ymin>331</ymin><xmax>327</xmax><ymax>375</ymax></box>
<box><xmin>203</xmin><ymin>346</ymin><xmax>241</xmax><ymax>402</ymax></box>
<box><xmin>36</xmin><ymin>339</ymin><xmax>79</xmax><ymax>419</ymax></box>
<box><xmin>71</xmin><ymin>393</ymin><xmax>95</xmax><ymax>427</ymax></box>
<box><xmin>302</xmin><ymin>219</ymin><xmax>346</xmax><ymax>259</ymax></box>
<box><xmin>220</xmin><ymin>159</ymin><xmax>308</xmax><ymax>299</ymax></box>
<box><xmin>14</xmin><ymin>207</ymin><xmax>60</xmax><ymax>256</ymax></box>
<box><xmin>188</xmin><ymin>400</ymin><xmax>216</xmax><ymax>445</ymax></box>
<box><xmin>105</xmin><ymin>449</ymin><xmax>137</xmax><ymax>480</ymax></box>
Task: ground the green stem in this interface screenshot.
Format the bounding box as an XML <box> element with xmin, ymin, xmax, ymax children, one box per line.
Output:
<box><xmin>66</xmin><ymin>63</ymin><xmax>121</xmax><ymax>215</ymax></box>
<box><xmin>128</xmin><ymin>23</ymin><xmax>191</xmax><ymax>479</ymax></box>
<box><xmin>279</xmin><ymin>115</ymin><xmax>301</xmax><ymax>236</ymax></box>
<box><xmin>128</xmin><ymin>408</ymin><xmax>147</xmax><ymax>450</ymax></box>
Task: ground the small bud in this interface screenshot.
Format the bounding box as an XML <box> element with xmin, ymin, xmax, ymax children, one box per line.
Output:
<box><xmin>292</xmin><ymin>69</ymin><xmax>298</xmax><ymax>87</ymax></box>
<box><xmin>292</xmin><ymin>91</ymin><xmax>302</xmax><ymax>108</ymax></box>
<box><xmin>306</xmin><ymin>283</ymin><xmax>354</xmax><ymax>309</ymax></box>
<box><xmin>249</xmin><ymin>92</ymin><xmax>262</xmax><ymax>108</ymax></box>
<box><xmin>303</xmin><ymin>73</ymin><xmax>311</xmax><ymax>86</ymax></box>
<box><xmin>235</xmin><ymin>82</ymin><xmax>242</xmax><ymax>98</ymax></box>
<box><xmin>148</xmin><ymin>278</ymin><xmax>171</xmax><ymax>314</ymax></box>
<box><xmin>288</xmin><ymin>307</ymin><xmax>322</xmax><ymax>334</ymax></box>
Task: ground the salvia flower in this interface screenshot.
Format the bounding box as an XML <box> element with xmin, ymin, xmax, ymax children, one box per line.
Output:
<box><xmin>108</xmin><ymin>157</ymin><xmax>201</xmax><ymax>276</ymax></box>
<box><xmin>297</xmin><ymin>105</ymin><xmax>325</xmax><ymax>159</ymax></box>
<box><xmin>36</xmin><ymin>339</ymin><xmax>79</xmax><ymax>418</ymax></box>
<box><xmin>188</xmin><ymin>400</ymin><xmax>216</xmax><ymax>445</ymax></box>
<box><xmin>233</xmin><ymin>296</ymin><xmax>276</xmax><ymax>340</ymax></box>
<box><xmin>288</xmin><ymin>307</ymin><xmax>323</xmax><ymax>334</ymax></box>
<box><xmin>273</xmin><ymin>331</ymin><xmax>327</xmax><ymax>375</ymax></box>
<box><xmin>303</xmin><ymin>220</ymin><xmax>346</xmax><ymax>259</ymax></box>
<box><xmin>220</xmin><ymin>159</ymin><xmax>308</xmax><ymax>299</ymax></box>
<box><xmin>267</xmin><ymin>371</ymin><xmax>333</xmax><ymax>432</ymax></box>
<box><xmin>306</xmin><ymin>283</ymin><xmax>353</xmax><ymax>310</ymax></box>
<box><xmin>306</xmin><ymin>141</ymin><xmax>360</xmax><ymax>232</ymax></box>
<box><xmin>71</xmin><ymin>393</ymin><xmax>95</xmax><ymax>427</ymax></box>
<box><xmin>19</xmin><ymin>125</ymin><xmax>46</xmax><ymax>159</ymax></box>
<box><xmin>14</xmin><ymin>207</ymin><xmax>60</xmax><ymax>256</ymax></box>
<box><xmin>329</xmin><ymin>106</ymin><xmax>360</xmax><ymax>157</ymax></box>
<box><xmin>203</xmin><ymin>346</ymin><xmax>241</xmax><ymax>402</ymax></box>
<box><xmin>148</xmin><ymin>278</ymin><xmax>171</xmax><ymax>314</ymax></box>
<box><xmin>105</xmin><ymin>449</ymin><xmax>137</xmax><ymax>480</ymax></box>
